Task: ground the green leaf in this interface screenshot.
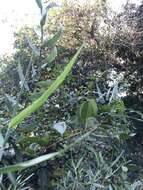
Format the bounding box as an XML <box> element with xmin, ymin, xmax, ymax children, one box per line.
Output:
<box><xmin>19</xmin><ymin>134</ymin><xmax>53</xmax><ymax>147</ymax></box>
<box><xmin>79</xmin><ymin>99</ymin><xmax>98</xmax><ymax>123</ymax></box>
<box><xmin>35</xmin><ymin>0</ymin><xmax>42</xmax><ymax>11</ymax></box>
<box><xmin>0</xmin><ymin>132</ymin><xmax>4</xmax><ymax>160</ymax></box>
<box><xmin>29</xmin><ymin>89</ymin><xmax>45</xmax><ymax>101</ymax></box>
<box><xmin>37</xmin><ymin>80</ymin><xmax>52</xmax><ymax>89</ymax></box>
<box><xmin>110</xmin><ymin>100</ymin><xmax>125</xmax><ymax>114</ymax></box>
<box><xmin>40</xmin><ymin>3</ymin><xmax>58</xmax><ymax>27</ymax></box>
<box><xmin>19</xmin><ymin>123</ymin><xmax>37</xmax><ymax>134</ymax></box>
<box><xmin>42</xmin><ymin>29</ymin><xmax>62</xmax><ymax>48</ymax></box>
<box><xmin>26</xmin><ymin>36</ymin><xmax>40</xmax><ymax>56</ymax></box>
<box><xmin>0</xmin><ymin>152</ymin><xmax>59</xmax><ymax>174</ymax></box>
<box><xmin>46</xmin><ymin>2</ymin><xmax>58</xmax><ymax>11</ymax></box>
<box><xmin>5</xmin><ymin>94</ymin><xmax>23</xmax><ymax>114</ymax></box>
<box><xmin>40</xmin><ymin>10</ymin><xmax>47</xmax><ymax>27</ymax></box>
<box><xmin>8</xmin><ymin>44</ymin><xmax>84</xmax><ymax>129</ymax></box>
<box><xmin>45</xmin><ymin>47</ymin><xmax>57</xmax><ymax>65</ymax></box>
<box><xmin>0</xmin><ymin>128</ymin><xmax>94</xmax><ymax>174</ymax></box>
<box><xmin>0</xmin><ymin>133</ymin><xmax>4</xmax><ymax>147</ymax></box>
<box><xmin>18</xmin><ymin>63</ymin><xmax>30</xmax><ymax>91</ymax></box>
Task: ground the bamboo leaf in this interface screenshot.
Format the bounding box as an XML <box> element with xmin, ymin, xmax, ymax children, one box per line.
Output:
<box><xmin>8</xmin><ymin>44</ymin><xmax>84</xmax><ymax>129</ymax></box>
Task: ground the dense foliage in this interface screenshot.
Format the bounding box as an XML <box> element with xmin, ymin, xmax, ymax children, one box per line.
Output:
<box><xmin>0</xmin><ymin>0</ymin><xmax>143</xmax><ymax>189</ymax></box>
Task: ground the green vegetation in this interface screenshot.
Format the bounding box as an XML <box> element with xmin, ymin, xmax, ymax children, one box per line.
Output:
<box><xmin>0</xmin><ymin>0</ymin><xmax>143</xmax><ymax>189</ymax></box>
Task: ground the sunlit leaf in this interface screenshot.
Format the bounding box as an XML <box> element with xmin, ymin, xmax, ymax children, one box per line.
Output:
<box><xmin>42</xmin><ymin>29</ymin><xmax>62</xmax><ymax>48</ymax></box>
<box><xmin>26</xmin><ymin>36</ymin><xmax>40</xmax><ymax>56</ymax></box>
<box><xmin>53</xmin><ymin>122</ymin><xmax>67</xmax><ymax>135</ymax></box>
<box><xmin>46</xmin><ymin>2</ymin><xmax>58</xmax><ymax>11</ymax></box>
<box><xmin>0</xmin><ymin>133</ymin><xmax>4</xmax><ymax>161</ymax></box>
<box><xmin>122</xmin><ymin>166</ymin><xmax>128</xmax><ymax>172</ymax></box>
<box><xmin>40</xmin><ymin>9</ymin><xmax>47</xmax><ymax>27</ymax></box>
<box><xmin>35</xmin><ymin>0</ymin><xmax>42</xmax><ymax>12</ymax></box>
<box><xmin>40</xmin><ymin>3</ymin><xmax>58</xmax><ymax>27</ymax></box>
<box><xmin>8</xmin><ymin>44</ymin><xmax>84</xmax><ymax>129</ymax></box>
<box><xmin>18</xmin><ymin>63</ymin><xmax>29</xmax><ymax>91</ymax></box>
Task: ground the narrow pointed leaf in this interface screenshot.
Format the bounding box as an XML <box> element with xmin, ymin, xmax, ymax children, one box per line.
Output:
<box><xmin>42</xmin><ymin>29</ymin><xmax>62</xmax><ymax>48</ymax></box>
<box><xmin>8</xmin><ymin>44</ymin><xmax>84</xmax><ymax>129</ymax></box>
<box><xmin>0</xmin><ymin>152</ymin><xmax>59</xmax><ymax>173</ymax></box>
<box><xmin>47</xmin><ymin>47</ymin><xmax>57</xmax><ymax>63</ymax></box>
<box><xmin>0</xmin><ymin>133</ymin><xmax>4</xmax><ymax>161</ymax></box>
<box><xmin>26</xmin><ymin>36</ymin><xmax>40</xmax><ymax>56</ymax></box>
<box><xmin>46</xmin><ymin>2</ymin><xmax>58</xmax><ymax>11</ymax></box>
<box><xmin>35</xmin><ymin>0</ymin><xmax>42</xmax><ymax>11</ymax></box>
<box><xmin>40</xmin><ymin>9</ymin><xmax>47</xmax><ymax>27</ymax></box>
<box><xmin>18</xmin><ymin>63</ymin><xmax>30</xmax><ymax>91</ymax></box>
<box><xmin>0</xmin><ymin>127</ymin><xmax>93</xmax><ymax>174</ymax></box>
<box><xmin>40</xmin><ymin>2</ymin><xmax>58</xmax><ymax>27</ymax></box>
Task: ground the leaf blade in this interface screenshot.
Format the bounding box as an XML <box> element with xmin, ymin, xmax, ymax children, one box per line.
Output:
<box><xmin>46</xmin><ymin>47</ymin><xmax>57</xmax><ymax>64</ymax></box>
<box><xmin>0</xmin><ymin>152</ymin><xmax>59</xmax><ymax>173</ymax></box>
<box><xmin>8</xmin><ymin>44</ymin><xmax>84</xmax><ymax>129</ymax></box>
<box><xmin>35</xmin><ymin>0</ymin><xmax>42</xmax><ymax>11</ymax></box>
<box><xmin>42</xmin><ymin>29</ymin><xmax>62</xmax><ymax>48</ymax></box>
<box><xmin>79</xmin><ymin>99</ymin><xmax>98</xmax><ymax>123</ymax></box>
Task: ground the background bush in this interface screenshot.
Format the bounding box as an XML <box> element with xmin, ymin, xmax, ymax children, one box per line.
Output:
<box><xmin>0</xmin><ymin>0</ymin><xmax>143</xmax><ymax>189</ymax></box>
